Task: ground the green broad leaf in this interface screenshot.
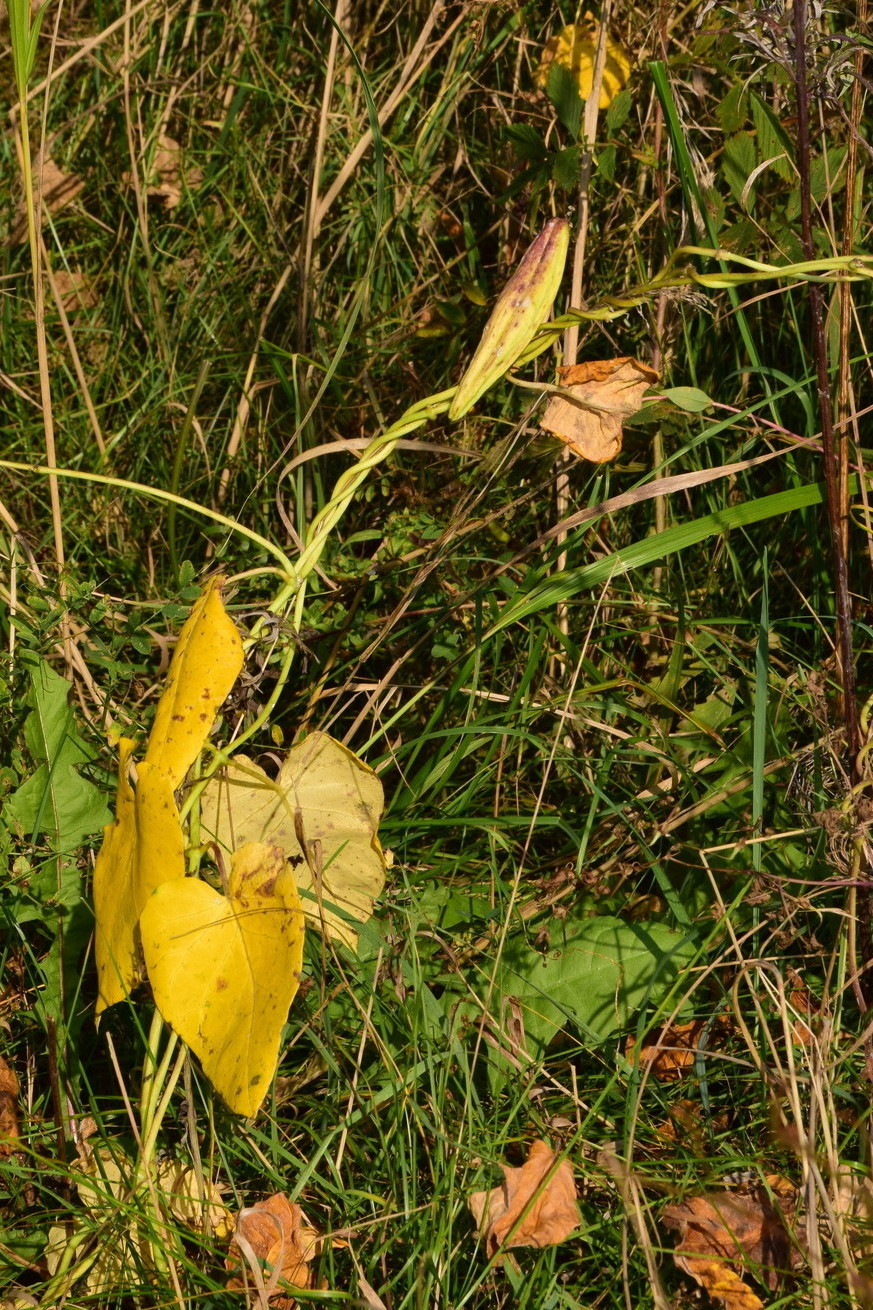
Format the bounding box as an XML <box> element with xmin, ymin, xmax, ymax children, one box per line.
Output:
<box><xmin>493</xmin><ymin>914</ymin><xmax>694</xmax><ymax>1058</ymax></box>
<box><xmin>716</xmin><ymin>83</ymin><xmax>748</xmax><ymax>134</ymax></box>
<box><xmin>605</xmin><ymin>85</ymin><xmax>633</xmax><ymax>132</ymax></box>
<box><xmin>721</xmin><ymin>130</ymin><xmax>758</xmax><ymax>208</ymax></box>
<box><xmin>809</xmin><ymin>145</ymin><xmax>848</xmax><ymax>202</ymax></box>
<box><xmin>660</xmin><ymin>386</ymin><xmax>713</xmax><ymax>412</ymax></box>
<box><xmin>553</xmin><ymin>144</ymin><xmax>581</xmax><ymax>190</ymax></box>
<box><xmin>5</xmin><ymin>662</ymin><xmax>110</xmax><ymax>851</ymax></box>
<box><xmin>749</xmin><ymin>92</ymin><xmax>795</xmax><ymax>182</ymax></box>
<box><xmin>547</xmin><ymin>61</ymin><xmax>583</xmax><ymax>140</ymax></box>
<box><xmin>504</xmin><ymin>122</ymin><xmax>550</xmax><ymax>164</ymax></box>
<box><xmin>0</xmin><ymin>1226</ymin><xmax>48</xmax><ymax>1283</ymax></box>
<box><xmin>595</xmin><ymin>143</ymin><xmax>616</xmax><ymax>183</ymax></box>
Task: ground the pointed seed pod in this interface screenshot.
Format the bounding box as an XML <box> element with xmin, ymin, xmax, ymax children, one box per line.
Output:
<box><xmin>448</xmin><ymin>217</ymin><xmax>570</xmax><ymax>421</ymax></box>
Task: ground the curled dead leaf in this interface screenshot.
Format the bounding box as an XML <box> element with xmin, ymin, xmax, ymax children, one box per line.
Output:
<box><xmin>468</xmin><ymin>1139</ymin><xmax>580</xmax><ymax>1257</ymax></box>
<box><xmin>661</xmin><ymin>1185</ymin><xmax>801</xmax><ymax>1308</ymax></box>
<box><xmin>11</xmin><ymin>153</ymin><xmax>84</xmax><ymax>243</ymax></box>
<box><xmin>226</xmin><ymin>1193</ymin><xmax>341</xmax><ymax>1309</ymax></box>
<box><xmin>627</xmin><ymin>1016</ymin><xmax>731</xmax><ymax>1082</ymax></box>
<box><xmin>540</xmin><ymin>356</ymin><xmax>658</xmax><ymax>463</ymax></box>
<box><xmin>123</xmin><ymin>135</ymin><xmax>204</xmax><ymax>210</ymax></box>
<box><xmin>0</xmin><ymin>1057</ymin><xmax>20</xmax><ymax>1157</ymax></box>
<box><xmin>156</xmin><ymin>1159</ymin><xmax>233</xmax><ymax>1239</ymax></box>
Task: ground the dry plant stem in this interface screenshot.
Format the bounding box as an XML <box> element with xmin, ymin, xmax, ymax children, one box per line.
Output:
<box><xmin>15</xmin><ymin>90</ymin><xmax>66</xmax><ymax>617</ymax></box>
<box><xmin>648</xmin><ymin>0</ymin><xmax>671</xmax><ymax>595</ymax></box>
<box><xmin>41</xmin><ymin>234</ymin><xmax>106</xmax><ymax>456</ymax></box>
<box><xmin>216</xmin><ymin>263</ymin><xmax>293</xmax><ymax>506</ymax></box>
<box><xmin>311</xmin><ymin>0</ymin><xmax>451</xmax><ymax>230</ymax></box>
<box><xmin>836</xmin><ymin>0</ymin><xmax>866</xmax><ymax>558</ymax></box>
<box><xmin>793</xmin><ymin>0</ymin><xmax>870</xmax><ymax>1019</ymax></box>
<box><xmin>299</xmin><ymin>0</ymin><xmax>349</xmax><ymax>340</ymax></box>
<box><xmin>793</xmin><ymin>0</ymin><xmax>858</xmax><ymax>765</ymax></box>
<box><xmin>555</xmin><ymin>4</ymin><xmax>612</xmax><ymax>616</ymax></box>
<box><xmin>122</xmin><ymin>0</ymin><xmax>170</xmax><ymax>366</ymax></box>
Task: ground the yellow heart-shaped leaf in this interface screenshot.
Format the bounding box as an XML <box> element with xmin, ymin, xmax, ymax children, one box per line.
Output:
<box><xmin>536</xmin><ymin>19</ymin><xmax>632</xmax><ymax>110</ymax></box>
<box><xmin>139</xmin><ymin>842</ymin><xmax>304</xmax><ymax>1116</ymax></box>
<box><xmin>94</xmin><ymin>745</ymin><xmax>186</xmax><ymax>1012</ymax></box>
<box><xmin>143</xmin><ymin>577</ymin><xmax>244</xmax><ymax>788</ymax></box>
<box><xmin>199</xmin><ymin>732</ymin><xmax>385</xmax><ymax>949</ymax></box>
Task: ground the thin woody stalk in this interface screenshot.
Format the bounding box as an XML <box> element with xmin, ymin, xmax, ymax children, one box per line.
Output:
<box><xmin>792</xmin><ymin>0</ymin><xmax>858</xmax><ymax>762</ymax></box>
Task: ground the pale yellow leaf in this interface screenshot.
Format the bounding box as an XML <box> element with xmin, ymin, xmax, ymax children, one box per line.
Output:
<box><xmin>199</xmin><ymin>732</ymin><xmax>386</xmax><ymax>949</ymax></box>
<box><xmin>140</xmin><ymin>842</ymin><xmax>305</xmax><ymax>1117</ymax></box>
<box><xmin>143</xmin><ymin>576</ymin><xmax>243</xmax><ymax>788</ymax></box>
<box><xmin>156</xmin><ymin>1159</ymin><xmax>234</xmax><ymax>1238</ymax></box>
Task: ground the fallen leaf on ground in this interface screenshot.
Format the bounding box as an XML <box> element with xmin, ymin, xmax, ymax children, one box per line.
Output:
<box><xmin>785</xmin><ymin>969</ymin><xmax>817</xmax><ymax>1047</ymax></box>
<box><xmin>52</xmin><ymin>269</ymin><xmax>99</xmax><ymax>315</ymax></box>
<box><xmin>661</xmin><ymin>1186</ymin><xmax>800</xmax><ymax>1308</ymax></box>
<box><xmin>468</xmin><ymin>1139</ymin><xmax>580</xmax><ymax>1256</ymax></box>
<box><xmin>123</xmin><ymin>134</ymin><xmax>203</xmax><ymax>209</ymax></box>
<box><xmin>540</xmin><ymin>357</ymin><xmax>658</xmax><ymax>463</ymax></box>
<box><xmin>226</xmin><ymin>1192</ymin><xmax>334</xmax><ymax>1308</ymax></box>
<box><xmin>0</xmin><ymin>1057</ymin><xmax>20</xmax><ymax>1157</ymax></box>
<box><xmin>199</xmin><ymin>732</ymin><xmax>386</xmax><ymax>949</ymax></box>
<box><xmin>653</xmin><ymin>1098</ymin><xmax>729</xmax><ymax>1152</ymax></box>
<box><xmin>12</xmin><ymin>153</ymin><xmax>84</xmax><ymax>242</ymax></box>
<box><xmin>536</xmin><ymin>18</ymin><xmax>632</xmax><ymax>109</ymax></box>
<box><xmin>627</xmin><ymin>1017</ymin><xmax>728</xmax><ymax>1081</ymax></box>
<box><xmin>835</xmin><ymin>1168</ymin><xmax>873</xmax><ymax>1265</ymax></box>
<box><xmin>156</xmin><ymin>1159</ymin><xmax>233</xmax><ymax>1238</ymax></box>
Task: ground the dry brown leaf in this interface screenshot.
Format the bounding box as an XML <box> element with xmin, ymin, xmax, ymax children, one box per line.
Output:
<box><xmin>785</xmin><ymin>969</ymin><xmax>817</xmax><ymax>1047</ymax></box>
<box><xmin>52</xmin><ymin>269</ymin><xmax>99</xmax><ymax>315</ymax></box>
<box><xmin>627</xmin><ymin>1017</ymin><xmax>730</xmax><ymax>1081</ymax></box>
<box><xmin>128</xmin><ymin>135</ymin><xmax>203</xmax><ymax>209</ymax></box>
<box><xmin>661</xmin><ymin>1187</ymin><xmax>800</xmax><ymax>1308</ymax></box>
<box><xmin>226</xmin><ymin>1193</ymin><xmax>338</xmax><ymax>1308</ymax></box>
<box><xmin>835</xmin><ymin>1169</ymin><xmax>873</xmax><ymax>1265</ymax></box>
<box><xmin>0</xmin><ymin>1057</ymin><xmax>20</xmax><ymax>1157</ymax></box>
<box><xmin>355</xmin><ymin>1273</ymin><xmax>389</xmax><ymax>1310</ymax></box>
<box><xmin>540</xmin><ymin>357</ymin><xmax>658</xmax><ymax>463</ymax></box>
<box><xmin>11</xmin><ymin>154</ymin><xmax>84</xmax><ymax>243</ymax></box>
<box><xmin>468</xmin><ymin>1139</ymin><xmax>580</xmax><ymax>1256</ymax></box>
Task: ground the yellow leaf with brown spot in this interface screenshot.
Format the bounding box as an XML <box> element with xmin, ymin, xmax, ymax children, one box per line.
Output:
<box><xmin>541</xmin><ymin>357</ymin><xmax>658</xmax><ymax>463</ymax></box>
<box><xmin>199</xmin><ymin>732</ymin><xmax>386</xmax><ymax>949</ymax></box>
<box><xmin>94</xmin><ymin>743</ymin><xmax>186</xmax><ymax>1012</ymax></box>
<box><xmin>143</xmin><ymin>577</ymin><xmax>243</xmax><ymax>788</ymax></box>
<box><xmin>139</xmin><ymin>842</ymin><xmax>305</xmax><ymax>1117</ymax></box>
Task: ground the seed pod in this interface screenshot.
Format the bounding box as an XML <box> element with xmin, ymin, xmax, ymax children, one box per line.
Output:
<box><xmin>448</xmin><ymin>217</ymin><xmax>570</xmax><ymax>421</ymax></box>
